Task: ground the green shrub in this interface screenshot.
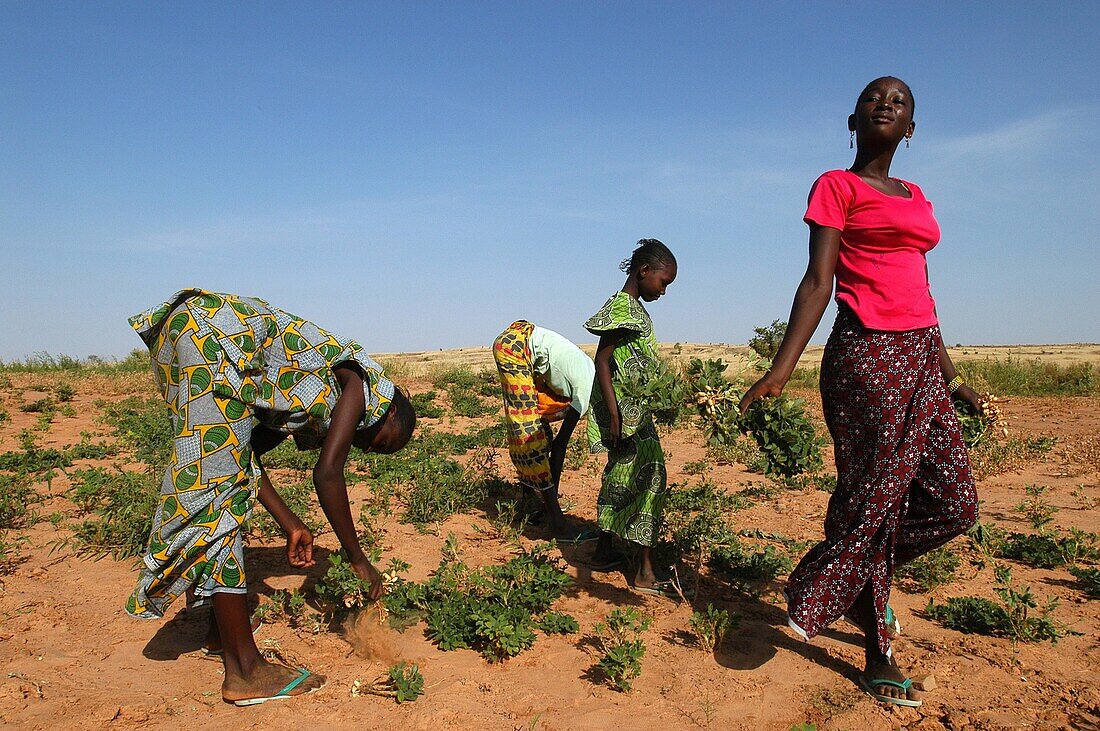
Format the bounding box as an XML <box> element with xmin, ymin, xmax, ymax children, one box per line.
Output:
<box><xmin>410</xmin><ymin>391</ymin><xmax>444</xmax><ymax>419</ymax></box>
<box><xmin>926</xmin><ymin>566</ymin><xmax>1070</xmax><ymax>644</ymax></box>
<box><xmin>957</xmin><ymin>358</ymin><xmax>1097</xmax><ymax>397</ymax></box>
<box><xmin>708</xmin><ymin>542</ymin><xmax>793</xmax><ymax>595</ymax></box>
<box><xmin>1014</xmin><ymin>484</ymin><xmax>1059</xmax><ymax>530</ymax></box>
<box><xmin>382</xmin><ymin>542</ymin><xmax>572</xmax><ymax>663</ymax></box>
<box><xmin>748</xmin><ymin>320</ymin><xmax>787</xmax><ymax>361</ymax></box>
<box><xmin>100</xmin><ymin>396</ymin><xmax>173</xmax><ymax>473</ymax></box>
<box><xmin>0</xmin><ymin>474</ymin><xmax>36</xmax><ymax>529</ymax></box>
<box><xmin>593</xmin><ymin>608</ymin><xmax>651</xmax><ymax>691</ymax></box>
<box><xmin>738</xmin><ymin>395</ymin><xmax>825</xmax><ymax>478</ymax></box>
<box><xmin>689</xmin><ymin>603</ymin><xmax>737</xmax><ymax>653</ymax></box>
<box><xmin>896</xmin><ymin>545</ymin><xmax>962</xmax><ymax>593</ymax></box>
<box><xmin>617</xmin><ymin>360</ymin><xmax>688</xmax><ymax>427</ymax></box>
<box><xmin>1070</xmin><ymin>566</ymin><xmax>1100</xmax><ymax>599</ymax></box>
<box><xmin>364</xmin><ymin>662</ymin><xmax>424</xmax><ymax>703</ymax></box>
<box><xmin>536</xmin><ymin>610</ymin><xmax>580</xmax><ymax>635</ymax></box>
<box><xmin>315</xmin><ymin>552</ymin><xmax>380</xmax><ymax>616</ymax></box>
<box><xmin>249</xmin><ymin>479</ymin><xmax>324</xmax><ymax>538</ymax></box>
<box><xmin>20</xmin><ymin>398</ymin><xmax>55</xmax><ymax>414</ymax></box>
<box><xmin>68</xmin><ymin>467</ymin><xmax>158</xmax><ymax>559</ymax></box>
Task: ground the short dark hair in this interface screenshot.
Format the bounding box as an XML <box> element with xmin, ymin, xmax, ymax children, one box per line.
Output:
<box><xmin>387</xmin><ymin>387</ymin><xmax>416</xmax><ymax>444</ymax></box>
<box><xmin>619</xmin><ymin>238</ymin><xmax>677</xmax><ymax>274</ymax></box>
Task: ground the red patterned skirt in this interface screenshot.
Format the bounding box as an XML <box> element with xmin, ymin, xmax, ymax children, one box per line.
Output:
<box><xmin>785</xmin><ymin>305</ymin><xmax>978</xmax><ymax>655</ymax></box>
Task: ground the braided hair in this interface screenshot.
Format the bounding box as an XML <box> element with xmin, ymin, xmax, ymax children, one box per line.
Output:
<box><xmin>619</xmin><ymin>238</ymin><xmax>677</xmax><ymax>275</ymax></box>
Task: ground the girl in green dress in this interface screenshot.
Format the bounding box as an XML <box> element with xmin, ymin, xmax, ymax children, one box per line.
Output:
<box><xmin>586</xmin><ymin>239</ymin><xmax>678</xmax><ymax>596</ymax></box>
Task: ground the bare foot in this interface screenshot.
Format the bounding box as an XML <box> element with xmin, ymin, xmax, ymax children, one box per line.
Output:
<box><xmin>221</xmin><ymin>659</ymin><xmax>325</xmax><ymax>704</ymax></box>
<box><xmin>863</xmin><ymin>654</ymin><xmax>918</xmax><ymax>703</ymax></box>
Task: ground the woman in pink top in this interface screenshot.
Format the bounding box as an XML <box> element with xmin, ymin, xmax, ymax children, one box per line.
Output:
<box><xmin>740</xmin><ymin>77</ymin><xmax>980</xmax><ymax>707</ymax></box>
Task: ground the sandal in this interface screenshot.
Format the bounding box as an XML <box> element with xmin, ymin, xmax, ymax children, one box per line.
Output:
<box><xmin>633</xmin><ymin>579</ymin><xmax>694</xmax><ymax>600</ymax></box>
<box><xmin>230</xmin><ymin>667</ymin><xmax>323</xmax><ymax>706</ymax></box>
<box><xmin>554</xmin><ymin>528</ymin><xmax>601</xmax><ymax>545</ymax></box>
<box><xmin>858</xmin><ymin>675</ymin><xmax>922</xmax><ymax>708</ymax></box>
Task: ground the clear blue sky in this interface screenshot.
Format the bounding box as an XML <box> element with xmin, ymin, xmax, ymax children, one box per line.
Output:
<box><xmin>2</xmin><ymin>2</ymin><xmax>1097</xmax><ymax>361</ymax></box>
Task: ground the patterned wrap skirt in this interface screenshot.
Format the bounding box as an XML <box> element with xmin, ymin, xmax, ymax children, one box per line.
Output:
<box><xmin>493</xmin><ymin>321</ymin><xmax>570</xmax><ymax>491</ymax></box>
<box><xmin>785</xmin><ymin>305</ymin><xmax>977</xmax><ymax>656</ymax></box>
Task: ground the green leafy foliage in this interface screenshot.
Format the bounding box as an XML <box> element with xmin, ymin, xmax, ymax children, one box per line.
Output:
<box><xmin>957</xmin><ymin>358</ymin><xmax>1098</xmax><ymax>397</ymax></box>
<box><xmin>315</xmin><ymin>552</ymin><xmax>378</xmax><ymax>616</ymax></box>
<box><xmin>1069</xmin><ymin>566</ymin><xmax>1100</xmax><ymax>599</ymax></box>
<box><xmin>410</xmin><ymin>390</ymin><xmax>444</xmax><ymax>419</ymax></box>
<box><xmin>738</xmin><ymin>395</ymin><xmax>825</xmax><ymax>479</ymax></box>
<box><xmin>382</xmin><ymin>541</ymin><xmax>573</xmax><ymax>663</ymax></box>
<box><xmin>536</xmin><ymin>610</ymin><xmax>580</xmax><ymax>635</ymax></box>
<box><xmin>686</xmin><ymin>359</ymin><xmax>742</xmax><ymax>447</ymax></box>
<box><xmin>364</xmin><ymin>662</ymin><xmax>424</xmax><ymax>703</ymax></box>
<box><xmin>967</xmin><ymin>522</ymin><xmax>1098</xmax><ymax>569</ymax></box>
<box><xmin>593</xmin><ymin>608</ymin><xmax>651</xmax><ymax>691</ymax></box>
<box><xmin>748</xmin><ymin>319</ymin><xmax>787</xmax><ymax>361</ymax></box>
<box><xmin>253</xmin><ymin>588</ymin><xmax>310</xmax><ymax>627</ymax></box>
<box><xmin>99</xmin><ymin>396</ymin><xmax>173</xmax><ymax>473</ymax></box>
<box><xmin>0</xmin><ymin>473</ymin><xmax>36</xmax><ymax>529</ymax></box>
<box><xmin>249</xmin><ymin>479</ymin><xmax>325</xmax><ymax>538</ymax></box>
<box><xmin>1014</xmin><ymin>484</ymin><xmax>1059</xmax><ymax>530</ymax></box>
<box><xmin>68</xmin><ymin>466</ymin><xmax>158</xmax><ymax>559</ymax></box>
<box><xmin>432</xmin><ymin>366</ymin><xmax>498</xmax><ymax>418</ymax></box>
<box><xmin>926</xmin><ymin>566</ymin><xmax>1070</xmax><ymax>644</ymax></box>
<box><xmin>689</xmin><ymin>603</ymin><xmax>738</xmax><ymax>653</ymax></box>
<box><xmin>895</xmin><ymin>545</ymin><xmax>962</xmax><ymax>593</ymax></box>
<box><xmin>617</xmin><ymin>360</ymin><xmax>688</xmax><ymax>427</ymax></box>
<box><xmin>708</xmin><ymin>542</ymin><xmax>793</xmax><ymax>595</ymax></box>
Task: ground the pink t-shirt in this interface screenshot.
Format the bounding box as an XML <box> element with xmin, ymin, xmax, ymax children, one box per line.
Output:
<box><xmin>804</xmin><ymin>169</ymin><xmax>940</xmax><ymax>331</ymax></box>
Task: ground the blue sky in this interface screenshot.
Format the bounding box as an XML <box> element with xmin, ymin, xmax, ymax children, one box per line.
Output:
<box><xmin>2</xmin><ymin>2</ymin><xmax>1097</xmax><ymax>361</ymax></box>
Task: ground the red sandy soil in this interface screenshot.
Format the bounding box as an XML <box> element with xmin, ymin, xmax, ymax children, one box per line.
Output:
<box><xmin>0</xmin><ymin>368</ymin><xmax>1097</xmax><ymax>731</ymax></box>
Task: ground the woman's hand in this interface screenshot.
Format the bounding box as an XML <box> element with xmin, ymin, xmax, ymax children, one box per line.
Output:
<box><xmin>608</xmin><ymin>407</ymin><xmax>622</xmax><ymax>447</ymax></box>
<box><xmin>285</xmin><ymin>522</ymin><xmax>315</xmax><ymax>569</ymax></box>
<box><xmin>351</xmin><ymin>557</ymin><xmax>384</xmax><ymax>602</ymax></box>
<box><xmin>738</xmin><ymin>373</ymin><xmax>785</xmax><ymax>415</ymax></box>
<box><xmin>953</xmin><ymin>384</ymin><xmax>983</xmax><ymax>415</ymax></box>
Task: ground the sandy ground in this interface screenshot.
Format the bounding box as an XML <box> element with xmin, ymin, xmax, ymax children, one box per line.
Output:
<box><xmin>0</xmin><ymin>347</ymin><xmax>1098</xmax><ymax>731</ymax></box>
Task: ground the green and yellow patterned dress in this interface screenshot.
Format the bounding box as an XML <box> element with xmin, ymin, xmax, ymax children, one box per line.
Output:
<box><xmin>585</xmin><ymin>291</ymin><xmax>667</xmax><ymax>546</ymax></box>
<box><xmin>124</xmin><ymin>289</ymin><xmax>394</xmax><ymax>619</ymax></box>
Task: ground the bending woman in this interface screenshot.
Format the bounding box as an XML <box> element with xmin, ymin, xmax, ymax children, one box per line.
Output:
<box><xmin>126</xmin><ymin>288</ymin><xmax>415</xmax><ymax>705</ymax></box>
<box><xmin>739</xmin><ymin>78</ymin><xmax>979</xmax><ymax>707</ymax></box>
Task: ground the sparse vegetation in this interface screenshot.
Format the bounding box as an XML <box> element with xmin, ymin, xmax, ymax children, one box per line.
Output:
<box><xmin>593</xmin><ymin>607</ymin><xmax>651</xmax><ymax>691</ymax></box>
<box><xmin>896</xmin><ymin>545</ymin><xmax>962</xmax><ymax>593</ymax></box>
<box><xmin>690</xmin><ymin>603</ymin><xmax>737</xmax><ymax>653</ymax></box>
<box><xmin>382</xmin><ymin>541</ymin><xmax>573</xmax><ymax>663</ymax></box>
<box><xmin>926</xmin><ymin>565</ymin><xmax>1072</xmax><ymax>644</ymax></box>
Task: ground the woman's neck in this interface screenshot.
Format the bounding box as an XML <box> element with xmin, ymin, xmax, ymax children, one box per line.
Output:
<box><xmin>850</xmin><ymin>146</ymin><xmax>897</xmax><ymax>181</ymax></box>
<box><xmin>622</xmin><ymin>273</ymin><xmax>640</xmax><ymax>299</ymax></box>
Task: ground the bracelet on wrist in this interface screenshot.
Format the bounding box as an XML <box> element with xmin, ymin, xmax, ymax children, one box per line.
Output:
<box><xmin>947</xmin><ymin>375</ymin><xmax>965</xmax><ymax>394</ymax></box>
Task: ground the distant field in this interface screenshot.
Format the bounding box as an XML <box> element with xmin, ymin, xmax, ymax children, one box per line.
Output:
<box><xmin>377</xmin><ymin>342</ymin><xmax>1100</xmax><ymax>378</ymax></box>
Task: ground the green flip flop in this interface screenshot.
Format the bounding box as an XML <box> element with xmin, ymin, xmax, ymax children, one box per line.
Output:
<box><xmin>554</xmin><ymin>528</ymin><xmax>601</xmax><ymax>545</ymax></box>
<box><xmin>858</xmin><ymin>676</ymin><xmax>922</xmax><ymax>708</ymax></box>
<box><xmin>231</xmin><ymin>667</ymin><xmax>321</xmax><ymax>707</ymax></box>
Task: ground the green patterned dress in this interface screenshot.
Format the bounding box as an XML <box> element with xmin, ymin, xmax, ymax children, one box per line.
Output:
<box><xmin>124</xmin><ymin>289</ymin><xmax>394</xmax><ymax>619</ymax></box>
<box><xmin>585</xmin><ymin>291</ymin><xmax>667</xmax><ymax>546</ymax></box>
